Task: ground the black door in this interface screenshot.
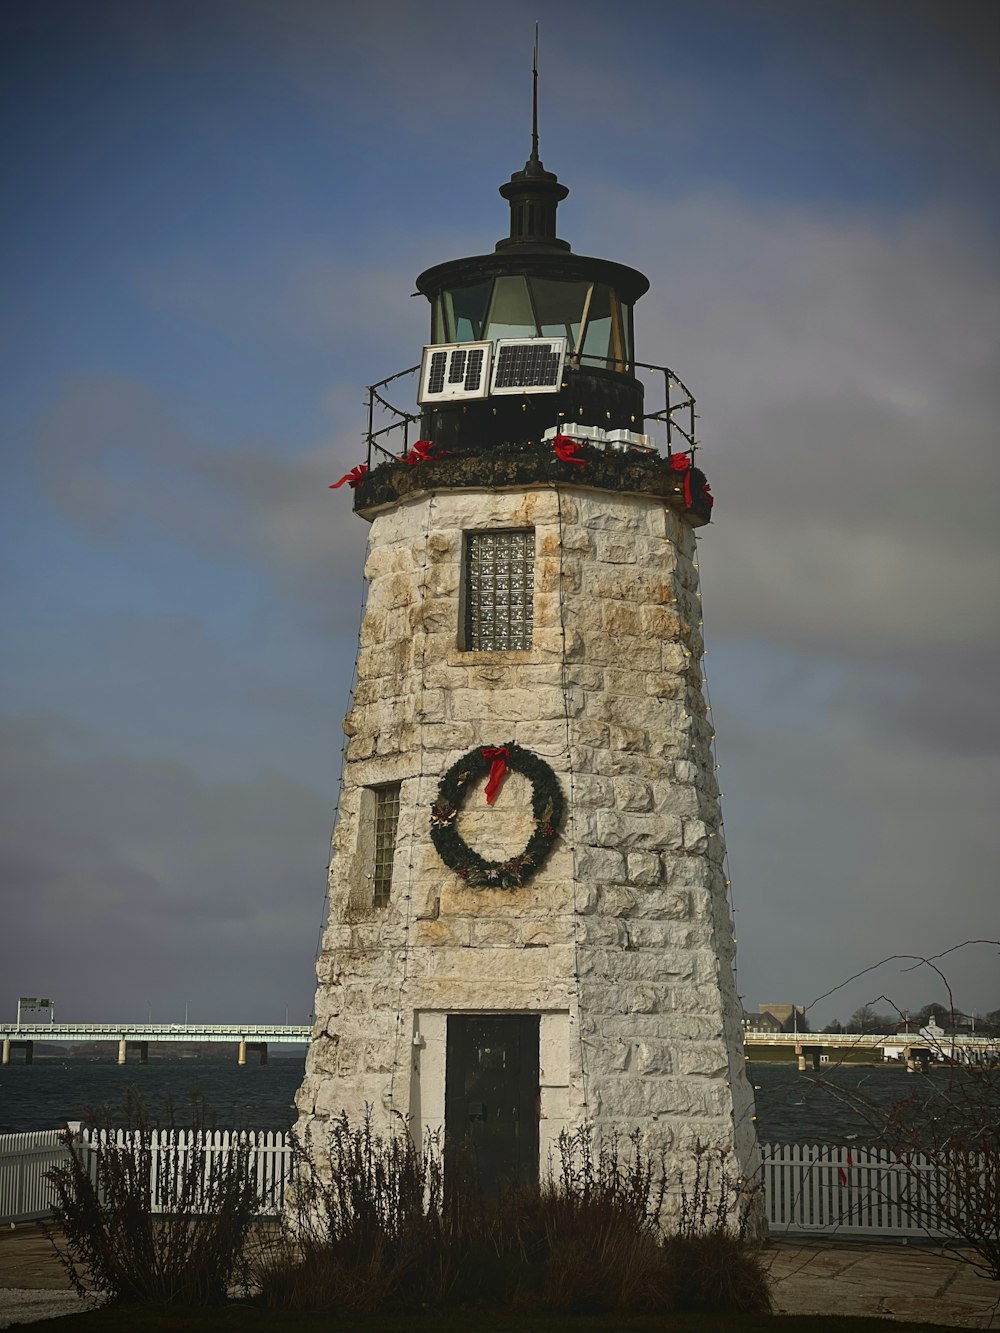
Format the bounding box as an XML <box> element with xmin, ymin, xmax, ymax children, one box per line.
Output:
<box><xmin>445</xmin><ymin>1014</ymin><xmax>540</xmax><ymax>1200</ymax></box>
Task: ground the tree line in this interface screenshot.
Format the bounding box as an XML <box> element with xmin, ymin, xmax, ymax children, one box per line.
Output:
<box><xmin>820</xmin><ymin>1002</ymin><xmax>1000</xmax><ymax>1035</ymax></box>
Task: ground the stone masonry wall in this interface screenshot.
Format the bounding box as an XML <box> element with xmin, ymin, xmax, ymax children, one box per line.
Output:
<box><xmin>297</xmin><ymin>484</ymin><xmax>758</xmax><ymax>1187</ymax></box>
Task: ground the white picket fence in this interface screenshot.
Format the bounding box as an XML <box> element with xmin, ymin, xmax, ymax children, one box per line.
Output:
<box><xmin>0</xmin><ymin>1131</ymin><xmax>71</xmax><ymax>1223</ymax></box>
<box><xmin>0</xmin><ymin>1127</ymin><xmax>293</xmax><ymax>1225</ymax></box>
<box><xmin>762</xmin><ymin>1142</ymin><xmax>973</xmax><ymax>1239</ymax></box>
<box><xmin>0</xmin><ymin>1133</ymin><xmax>986</xmax><ymax>1241</ymax></box>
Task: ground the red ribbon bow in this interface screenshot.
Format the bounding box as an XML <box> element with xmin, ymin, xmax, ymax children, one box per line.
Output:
<box><xmin>481</xmin><ymin>746</ymin><xmax>510</xmax><ymax>805</ymax></box>
<box><xmin>669</xmin><ymin>452</ymin><xmax>693</xmax><ymax>508</ymax></box>
<box><xmin>552</xmin><ymin>434</ymin><xmax>588</xmax><ymax>465</ymax></box>
<box><xmin>329</xmin><ymin>464</ymin><xmax>368</xmax><ymax>490</ymax></box>
<box><xmin>406</xmin><ymin>439</ymin><xmax>446</xmax><ymax>466</ymax></box>
<box><xmin>837</xmin><ymin>1150</ymin><xmax>854</xmax><ymax>1187</ymax></box>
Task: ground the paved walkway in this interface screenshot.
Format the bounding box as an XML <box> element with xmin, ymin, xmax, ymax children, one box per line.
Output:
<box><xmin>1</xmin><ymin>1223</ymin><xmax>998</xmax><ymax>1327</ymax></box>
<box><xmin>764</xmin><ymin>1239</ymin><xmax>999</xmax><ymax>1328</ymax></box>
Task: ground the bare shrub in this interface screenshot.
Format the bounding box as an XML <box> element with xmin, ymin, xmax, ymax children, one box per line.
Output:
<box><xmin>805</xmin><ymin>944</ymin><xmax>1000</xmax><ymax>1280</ymax></box>
<box><xmin>669</xmin><ymin>1143</ymin><xmax>772</xmax><ymax>1314</ymax></box>
<box><xmin>44</xmin><ymin>1089</ymin><xmax>264</xmax><ymax>1305</ymax></box>
<box><xmin>251</xmin><ymin>1114</ymin><xmax>771</xmax><ymax>1317</ymax></box>
<box><xmin>249</xmin><ymin>1110</ymin><xmax>452</xmax><ymax>1312</ymax></box>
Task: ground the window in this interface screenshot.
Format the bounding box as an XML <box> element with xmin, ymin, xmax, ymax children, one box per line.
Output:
<box><xmin>432</xmin><ymin>278</ymin><xmax>634</xmax><ymax>364</ymax></box>
<box><xmin>463</xmin><ymin>529</ymin><xmax>534</xmax><ymax>651</ymax></box>
<box><xmin>372</xmin><ymin>783</ymin><xmax>401</xmax><ymax>908</ymax></box>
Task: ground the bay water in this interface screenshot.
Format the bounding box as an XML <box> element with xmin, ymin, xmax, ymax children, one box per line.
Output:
<box><xmin>0</xmin><ymin>1051</ymin><xmax>971</xmax><ymax>1145</ymax></box>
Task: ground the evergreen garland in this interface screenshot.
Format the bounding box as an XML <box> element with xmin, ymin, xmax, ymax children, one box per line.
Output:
<box><xmin>430</xmin><ymin>743</ymin><xmax>564</xmax><ymax>889</ymax></box>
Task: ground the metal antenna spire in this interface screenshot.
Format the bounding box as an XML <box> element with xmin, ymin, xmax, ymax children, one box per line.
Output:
<box><xmin>530</xmin><ymin>23</ymin><xmax>539</xmax><ymax>162</ymax></box>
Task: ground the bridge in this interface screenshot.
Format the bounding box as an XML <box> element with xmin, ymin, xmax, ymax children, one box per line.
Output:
<box><xmin>744</xmin><ymin>1029</ymin><xmax>998</xmax><ymax>1072</ymax></box>
<box><xmin>0</xmin><ymin>1022</ymin><xmax>312</xmax><ymax>1066</ymax></box>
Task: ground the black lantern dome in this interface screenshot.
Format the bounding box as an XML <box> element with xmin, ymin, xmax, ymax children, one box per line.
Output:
<box><xmin>414</xmin><ymin>80</ymin><xmax>649</xmax><ymax>454</ymax></box>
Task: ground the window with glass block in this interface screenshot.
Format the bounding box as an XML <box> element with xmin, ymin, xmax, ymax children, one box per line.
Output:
<box><xmin>463</xmin><ymin>529</ymin><xmax>534</xmax><ymax>651</ymax></box>
<box><xmin>372</xmin><ymin>783</ymin><xmax>401</xmax><ymax>908</ymax></box>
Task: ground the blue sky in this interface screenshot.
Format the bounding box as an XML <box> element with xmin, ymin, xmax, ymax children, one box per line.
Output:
<box><xmin>2</xmin><ymin>0</ymin><xmax>998</xmax><ymax>1028</ymax></box>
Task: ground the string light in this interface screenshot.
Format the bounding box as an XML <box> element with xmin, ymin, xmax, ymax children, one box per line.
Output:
<box><xmin>388</xmin><ymin>493</ymin><xmax>435</xmax><ymax>1110</ymax></box>
<box><xmin>557</xmin><ymin>487</ymin><xmax>590</xmax><ymax>1116</ymax></box>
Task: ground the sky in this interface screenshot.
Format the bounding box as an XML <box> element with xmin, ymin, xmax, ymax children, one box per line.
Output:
<box><xmin>2</xmin><ymin>0</ymin><xmax>998</xmax><ymax>1032</ymax></box>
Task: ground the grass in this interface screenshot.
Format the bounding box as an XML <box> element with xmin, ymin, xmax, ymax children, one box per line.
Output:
<box><xmin>18</xmin><ymin>1306</ymin><xmax>978</xmax><ymax>1332</ymax></box>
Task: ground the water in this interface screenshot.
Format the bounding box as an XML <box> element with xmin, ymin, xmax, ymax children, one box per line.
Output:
<box><xmin>0</xmin><ymin>1055</ymin><xmax>306</xmax><ymax>1135</ymax></box>
<box><xmin>0</xmin><ymin>1052</ymin><xmax>984</xmax><ymax>1144</ymax></box>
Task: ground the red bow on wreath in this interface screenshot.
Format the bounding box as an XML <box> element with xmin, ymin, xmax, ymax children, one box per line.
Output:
<box><xmin>481</xmin><ymin>746</ymin><xmax>510</xmax><ymax>805</ymax></box>
<box><xmin>406</xmin><ymin>439</ymin><xmax>446</xmax><ymax>466</ymax></box>
<box><xmin>329</xmin><ymin>464</ymin><xmax>368</xmax><ymax>489</ymax></box>
<box><xmin>552</xmin><ymin>434</ymin><xmax>588</xmax><ymax>466</ymax></box>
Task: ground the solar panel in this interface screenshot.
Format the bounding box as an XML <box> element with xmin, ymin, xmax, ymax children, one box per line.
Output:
<box><xmin>490</xmin><ymin>337</ymin><xmax>566</xmax><ymax>395</ymax></box>
<box><xmin>418</xmin><ymin>342</ymin><xmax>492</xmax><ymax>404</ymax></box>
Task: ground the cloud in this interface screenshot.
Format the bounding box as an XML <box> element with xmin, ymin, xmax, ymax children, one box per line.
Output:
<box><xmin>0</xmin><ymin>712</ymin><xmax>331</xmax><ymax>1023</ymax></box>
<box><xmin>33</xmin><ymin>374</ymin><xmax>370</xmax><ymax>608</ymax></box>
<box><xmin>715</xmin><ymin>706</ymin><xmax>1000</xmax><ymax>1020</ymax></box>
<box><xmin>563</xmin><ymin>188</ymin><xmax>1000</xmax><ymax>663</ymax></box>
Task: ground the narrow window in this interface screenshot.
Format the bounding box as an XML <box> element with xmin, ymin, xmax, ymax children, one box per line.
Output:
<box><xmin>372</xmin><ymin>783</ymin><xmax>401</xmax><ymax>908</ymax></box>
<box><xmin>463</xmin><ymin>529</ymin><xmax>534</xmax><ymax>651</ymax></box>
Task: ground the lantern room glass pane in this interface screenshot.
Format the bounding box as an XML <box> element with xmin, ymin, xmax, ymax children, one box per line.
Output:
<box><xmin>463</xmin><ymin>529</ymin><xmax>534</xmax><ymax>651</ymax></box>
<box><xmin>439</xmin><ymin>281</ymin><xmax>492</xmax><ymax>342</ymax></box>
<box><xmin>484</xmin><ymin>276</ymin><xmax>536</xmax><ymax>341</ymax></box>
<box><xmin>529</xmin><ymin>277</ymin><xmax>587</xmax><ymax>346</ymax></box>
<box><xmin>581</xmin><ymin>284</ymin><xmax>613</xmax><ymax>363</ymax></box>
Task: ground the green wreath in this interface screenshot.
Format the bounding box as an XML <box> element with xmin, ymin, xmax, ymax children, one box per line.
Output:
<box><xmin>430</xmin><ymin>743</ymin><xmax>564</xmax><ymax>889</ymax></box>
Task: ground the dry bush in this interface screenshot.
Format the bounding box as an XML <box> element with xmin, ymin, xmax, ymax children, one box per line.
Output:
<box><xmin>251</xmin><ymin>1116</ymin><xmax>771</xmax><ymax>1317</ymax></box>
<box><xmin>44</xmin><ymin>1090</ymin><xmax>263</xmax><ymax>1305</ymax></box>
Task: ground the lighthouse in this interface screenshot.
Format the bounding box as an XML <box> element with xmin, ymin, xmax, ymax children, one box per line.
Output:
<box><xmin>296</xmin><ymin>113</ymin><xmax>759</xmax><ymax>1204</ymax></box>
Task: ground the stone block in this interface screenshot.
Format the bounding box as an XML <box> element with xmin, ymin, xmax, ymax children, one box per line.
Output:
<box><xmin>635</xmin><ymin>1041</ymin><xmax>673</xmax><ymax>1075</ymax></box>
<box><xmin>573</xmin><ymin>773</ymin><xmax>615</xmax><ymax>808</ymax></box>
<box><xmin>641</xmin><ymin>605</ymin><xmax>683</xmax><ymax>638</ymax></box>
<box><xmin>566</xmin><ymin>665</ymin><xmax>604</xmax><ymax>690</ymax></box>
<box><xmin>614</xmin><ymin>777</ymin><xmax>653</xmax><ymax>811</ymax></box>
<box><xmin>682</xmin><ymin>819</ymin><xmax>709</xmax><ymax>852</ymax></box>
<box><xmin>602</xmin><ymin>668</ymin><xmax>648</xmax><ymax>699</ymax></box>
<box><xmin>645</xmin><ymin>672</ymin><xmax>684</xmax><ymax>700</ymax></box>
<box><xmin>513</xmin><ymin>720</ymin><xmax>566</xmax><ymax>753</ymax></box>
<box><xmin>661</xmin><ymin>644</ymin><xmax>689</xmax><ymax>674</ymax></box>
<box><xmin>574</xmin><ymin>721</ymin><xmax>611</xmax><ymax>750</ymax></box>
<box><xmin>626</xmin><ymin>852</ymin><xmax>661</xmax><ymax>885</ymax></box>
<box><xmin>594</xmin><ymin>532</ymin><xmax>637</xmax><ymax>564</ymax></box>
<box><xmin>427</xmin><ymin>530</ymin><xmax>456</xmax><ymax>558</ymax></box>
<box><xmin>576</xmin><ymin>845</ymin><xmax>627</xmax><ymax>882</ymax></box>
<box><xmin>608</xmin><ymin>724</ymin><xmax>648</xmax><ymax>752</ymax></box>
<box><xmin>601</xmin><ymin>601</ymin><xmax>642</xmax><ymax>636</ymax></box>
<box><xmin>588</xmin><ymin>569</ymin><xmax>647</xmax><ymax>602</ymax></box>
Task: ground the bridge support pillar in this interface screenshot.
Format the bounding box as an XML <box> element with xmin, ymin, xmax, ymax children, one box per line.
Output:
<box><xmin>238</xmin><ymin>1040</ymin><xmax>268</xmax><ymax>1065</ymax></box>
<box><xmin>238</xmin><ymin>1039</ymin><xmax>246</xmax><ymax>1066</ymax></box>
<box><xmin>4</xmin><ymin>1039</ymin><xmax>34</xmax><ymax>1064</ymax></box>
<box><xmin>118</xmin><ymin>1040</ymin><xmax>149</xmax><ymax>1064</ymax></box>
<box><xmin>796</xmin><ymin>1044</ymin><xmax>822</xmax><ymax>1072</ymax></box>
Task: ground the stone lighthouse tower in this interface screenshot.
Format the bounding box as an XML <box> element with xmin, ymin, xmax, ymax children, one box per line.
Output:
<box><xmin>297</xmin><ymin>120</ymin><xmax>758</xmax><ymax>1202</ymax></box>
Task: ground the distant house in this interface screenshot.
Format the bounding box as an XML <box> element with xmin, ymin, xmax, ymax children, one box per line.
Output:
<box><xmin>752</xmin><ymin>1003</ymin><xmax>807</xmax><ymax>1034</ymax></box>
<box><xmin>743</xmin><ymin>1006</ymin><xmax>798</xmax><ymax>1034</ymax></box>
